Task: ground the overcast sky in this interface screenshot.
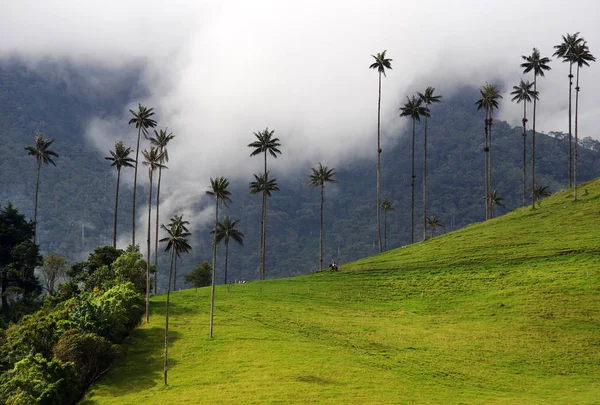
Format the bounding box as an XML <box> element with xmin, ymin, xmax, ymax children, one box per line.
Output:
<box><xmin>1</xmin><ymin>0</ymin><xmax>599</xmax><ymax>237</ymax></box>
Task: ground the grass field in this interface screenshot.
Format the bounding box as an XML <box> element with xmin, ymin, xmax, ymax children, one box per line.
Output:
<box><xmin>81</xmin><ymin>180</ymin><xmax>600</xmax><ymax>404</ymax></box>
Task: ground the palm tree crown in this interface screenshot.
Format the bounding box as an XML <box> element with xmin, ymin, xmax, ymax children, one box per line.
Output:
<box><xmin>160</xmin><ymin>215</ymin><xmax>192</xmax><ymax>255</ymax></box>
<box><xmin>510</xmin><ymin>80</ymin><xmax>538</xmax><ymax>105</ymax></box>
<box><xmin>553</xmin><ymin>32</ymin><xmax>583</xmax><ymax>61</ymax></box>
<box><xmin>206</xmin><ymin>177</ymin><xmax>232</xmax><ymax>205</ymax></box>
<box><xmin>248</xmin><ymin>128</ymin><xmax>282</xmax><ymax>161</ymax></box>
<box><xmin>212</xmin><ymin>216</ymin><xmax>245</xmax><ymax>247</ymax></box>
<box><xmin>521</xmin><ymin>48</ymin><xmax>552</xmax><ymax>77</ymax></box>
<box><xmin>417</xmin><ymin>87</ymin><xmax>442</xmax><ymax>110</ymax></box>
<box><xmin>399</xmin><ymin>95</ymin><xmax>429</xmax><ymax>121</ymax></box>
<box><xmin>142</xmin><ymin>147</ymin><xmax>167</xmax><ymax>174</ymax></box>
<box><xmin>249</xmin><ymin>172</ymin><xmax>280</xmax><ymax>196</ymax></box>
<box><xmin>309</xmin><ymin>163</ymin><xmax>338</xmax><ymax>188</ymax></box>
<box><xmin>369</xmin><ymin>50</ymin><xmax>393</xmax><ymax>76</ymax></box>
<box><xmin>105</xmin><ymin>141</ymin><xmax>135</xmax><ymax>170</ymax></box>
<box><xmin>149</xmin><ymin>128</ymin><xmax>175</xmax><ymax>163</ymax></box>
<box><xmin>567</xmin><ymin>41</ymin><xmax>596</xmax><ymax>68</ymax></box>
<box><xmin>25</xmin><ymin>134</ymin><xmax>59</xmax><ymax>166</ymax></box>
<box><xmin>128</xmin><ymin>104</ymin><xmax>158</xmax><ymax>136</ymax></box>
<box><xmin>475</xmin><ymin>83</ymin><xmax>503</xmax><ymax>112</ymax></box>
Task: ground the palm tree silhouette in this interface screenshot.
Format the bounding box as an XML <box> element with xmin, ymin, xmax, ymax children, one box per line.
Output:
<box><xmin>489</xmin><ymin>190</ymin><xmax>506</xmax><ymax>218</ymax></box>
<box><xmin>128</xmin><ymin>104</ymin><xmax>157</xmax><ymax>247</ymax></box>
<box><xmin>206</xmin><ymin>177</ymin><xmax>232</xmax><ymax>338</ymax></box>
<box><xmin>369</xmin><ymin>50</ymin><xmax>392</xmax><ymax>253</ymax></box>
<box><xmin>521</xmin><ymin>48</ymin><xmax>551</xmax><ymax>210</ymax></box>
<box><xmin>400</xmin><ymin>95</ymin><xmax>428</xmax><ymax>243</ymax></box>
<box><xmin>309</xmin><ymin>163</ymin><xmax>337</xmax><ymax>270</ymax></box>
<box><xmin>160</xmin><ymin>214</ymin><xmax>191</xmax><ymax>386</ymax></box>
<box><xmin>148</xmin><ymin>128</ymin><xmax>175</xmax><ymax>293</ymax></box>
<box><xmin>249</xmin><ymin>172</ymin><xmax>279</xmax><ymax>279</ymax></box>
<box><xmin>105</xmin><ymin>141</ymin><xmax>135</xmax><ymax>248</ymax></box>
<box><xmin>425</xmin><ymin>214</ymin><xmax>444</xmax><ymax>238</ymax></box>
<box><xmin>25</xmin><ymin>133</ymin><xmax>59</xmax><ymax>243</ymax></box>
<box><xmin>248</xmin><ymin>128</ymin><xmax>281</xmax><ymax>280</ymax></box>
<box><xmin>379</xmin><ymin>197</ymin><xmax>395</xmax><ymax>251</ymax></box>
<box><xmin>212</xmin><ymin>216</ymin><xmax>244</xmax><ymax>284</ymax></box>
<box><xmin>510</xmin><ymin>80</ymin><xmax>538</xmax><ymax>206</ymax></box>
<box><xmin>417</xmin><ymin>87</ymin><xmax>442</xmax><ymax>240</ymax></box>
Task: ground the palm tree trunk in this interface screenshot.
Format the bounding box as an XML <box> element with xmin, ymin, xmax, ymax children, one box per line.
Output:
<box><xmin>568</xmin><ymin>63</ymin><xmax>574</xmax><ymax>189</ymax></box>
<box><xmin>174</xmin><ymin>252</ymin><xmax>178</xmax><ymax>291</ymax></box>
<box><xmin>154</xmin><ymin>163</ymin><xmax>163</xmax><ymax>294</ymax></box>
<box><xmin>224</xmin><ymin>240</ymin><xmax>229</xmax><ymax>284</ymax></box>
<box><xmin>164</xmin><ymin>248</ymin><xmax>175</xmax><ymax>385</ymax></box>
<box><xmin>383</xmin><ymin>210</ymin><xmax>387</xmax><ymax>251</ymax></box>
<box><xmin>484</xmin><ymin>112</ymin><xmax>489</xmax><ymax>220</ymax></box>
<box><xmin>522</xmin><ymin>102</ymin><xmax>527</xmax><ymax>207</ymax></box>
<box><xmin>319</xmin><ymin>185</ymin><xmax>324</xmax><ymax>269</ymax></box>
<box><xmin>113</xmin><ymin>168</ymin><xmax>121</xmax><ymax>248</ymax></box>
<box><xmin>411</xmin><ymin>119</ymin><xmax>416</xmax><ymax>244</ymax></box>
<box><xmin>132</xmin><ymin>127</ymin><xmax>142</xmax><ymax>247</ymax></box>
<box><xmin>532</xmin><ymin>78</ymin><xmax>537</xmax><ymax>209</ymax></box>
<box><xmin>210</xmin><ymin>197</ymin><xmax>218</xmax><ymax>338</ymax></box>
<box><xmin>261</xmin><ymin>152</ymin><xmax>267</xmax><ymax>280</ymax></box>
<box><xmin>574</xmin><ymin>64</ymin><xmax>580</xmax><ymax>200</ymax></box>
<box><xmin>33</xmin><ymin>160</ymin><xmax>41</xmax><ymax>243</ymax></box>
<box><xmin>488</xmin><ymin>115</ymin><xmax>493</xmax><ymax>218</ymax></box>
<box><xmin>145</xmin><ymin>171</ymin><xmax>153</xmax><ymax>324</ymax></box>
<box><xmin>423</xmin><ymin>115</ymin><xmax>428</xmax><ymax>241</ymax></box>
<box><xmin>376</xmin><ymin>72</ymin><xmax>383</xmax><ymax>253</ymax></box>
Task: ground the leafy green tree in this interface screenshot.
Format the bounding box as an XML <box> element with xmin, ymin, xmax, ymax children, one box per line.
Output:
<box><xmin>417</xmin><ymin>87</ymin><xmax>442</xmax><ymax>241</ymax></box>
<box><xmin>568</xmin><ymin>41</ymin><xmax>595</xmax><ymax>200</ymax></box>
<box><xmin>379</xmin><ymin>197</ymin><xmax>395</xmax><ymax>251</ymax></box>
<box><xmin>206</xmin><ymin>177</ymin><xmax>231</xmax><ymax>338</ymax></box>
<box><xmin>553</xmin><ymin>32</ymin><xmax>584</xmax><ymax>188</ymax></box>
<box><xmin>369</xmin><ymin>50</ymin><xmax>392</xmax><ymax>253</ymax></box>
<box><xmin>148</xmin><ymin>128</ymin><xmax>174</xmax><ymax>293</ymax></box>
<box><xmin>40</xmin><ymin>253</ymin><xmax>67</xmax><ymax>295</ymax></box>
<box><xmin>141</xmin><ymin>146</ymin><xmax>166</xmax><ymax>324</ymax></box>
<box><xmin>248</xmin><ymin>128</ymin><xmax>281</xmax><ymax>279</ymax></box>
<box><xmin>475</xmin><ymin>84</ymin><xmax>502</xmax><ymax>219</ymax></box>
<box><xmin>128</xmin><ymin>104</ymin><xmax>158</xmax><ymax>247</ymax></box>
<box><xmin>511</xmin><ymin>80</ymin><xmax>538</xmax><ymax>206</ymax></box>
<box><xmin>521</xmin><ymin>48</ymin><xmax>551</xmax><ymax>209</ymax></box>
<box><xmin>105</xmin><ymin>141</ymin><xmax>135</xmax><ymax>248</ymax></box>
<box><xmin>111</xmin><ymin>251</ymin><xmax>146</xmax><ymax>293</ymax></box>
<box><xmin>160</xmin><ymin>214</ymin><xmax>191</xmax><ymax>385</ymax></box>
<box><xmin>425</xmin><ymin>214</ymin><xmax>444</xmax><ymax>238</ymax></box>
<box><xmin>249</xmin><ymin>172</ymin><xmax>279</xmax><ymax>279</ymax></box>
<box><xmin>211</xmin><ymin>216</ymin><xmax>244</xmax><ymax>284</ymax></box>
<box><xmin>308</xmin><ymin>163</ymin><xmax>337</xmax><ymax>269</ymax></box>
<box><xmin>24</xmin><ymin>134</ymin><xmax>59</xmax><ymax>243</ymax></box>
<box><xmin>184</xmin><ymin>262</ymin><xmax>211</xmax><ymax>290</ymax></box>
<box><xmin>400</xmin><ymin>95</ymin><xmax>428</xmax><ymax>243</ymax></box>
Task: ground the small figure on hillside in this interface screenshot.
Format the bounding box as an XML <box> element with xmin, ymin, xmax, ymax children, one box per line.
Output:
<box><xmin>329</xmin><ymin>260</ymin><xmax>338</xmax><ymax>272</ymax></box>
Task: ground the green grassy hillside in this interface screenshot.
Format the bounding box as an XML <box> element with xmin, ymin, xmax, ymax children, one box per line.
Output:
<box><xmin>82</xmin><ymin>180</ymin><xmax>600</xmax><ymax>404</ymax></box>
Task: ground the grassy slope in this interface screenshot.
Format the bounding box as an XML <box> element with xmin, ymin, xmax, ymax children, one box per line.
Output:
<box><xmin>82</xmin><ymin>180</ymin><xmax>600</xmax><ymax>404</ymax></box>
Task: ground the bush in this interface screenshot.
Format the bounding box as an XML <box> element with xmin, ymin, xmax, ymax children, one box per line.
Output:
<box><xmin>112</xmin><ymin>252</ymin><xmax>147</xmax><ymax>293</ymax></box>
<box><xmin>52</xmin><ymin>329</ymin><xmax>122</xmax><ymax>387</ymax></box>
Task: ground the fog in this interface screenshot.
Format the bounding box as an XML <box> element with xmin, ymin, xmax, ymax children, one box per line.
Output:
<box><xmin>2</xmin><ymin>0</ymin><xmax>600</xmax><ymax>237</ymax></box>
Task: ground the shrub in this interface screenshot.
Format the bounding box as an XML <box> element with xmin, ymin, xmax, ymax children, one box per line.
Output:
<box><xmin>112</xmin><ymin>252</ymin><xmax>147</xmax><ymax>293</ymax></box>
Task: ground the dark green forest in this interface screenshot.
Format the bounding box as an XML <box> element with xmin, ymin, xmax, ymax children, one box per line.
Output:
<box><xmin>1</xmin><ymin>61</ymin><xmax>599</xmax><ymax>292</ymax></box>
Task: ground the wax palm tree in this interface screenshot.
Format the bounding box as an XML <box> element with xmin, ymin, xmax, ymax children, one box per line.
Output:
<box><xmin>475</xmin><ymin>84</ymin><xmax>502</xmax><ymax>219</ymax></box>
<box><xmin>308</xmin><ymin>163</ymin><xmax>337</xmax><ymax>270</ymax></box>
<box><xmin>425</xmin><ymin>214</ymin><xmax>444</xmax><ymax>238</ymax></box>
<box><xmin>206</xmin><ymin>177</ymin><xmax>232</xmax><ymax>338</ymax></box>
<box><xmin>568</xmin><ymin>41</ymin><xmax>595</xmax><ymax>200</ymax></box>
<box><xmin>167</xmin><ymin>214</ymin><xmax>190</xmax><ymax>292</ymax></box>
<box><xmin>369</xmin><ymin>50</ymin><xmax>392</xmax><ymax>253</ymax></box>
<box><xmin>211</xmin><ymin>216</ymin><xmax>244</xmax><ymax>284</ymax></box>
<box><xmin>141</xmin><ymin>147</ymin><xmax>166</xmax><ymax>323</ymax></box>
<box><xmin>489</xmin><ymin>190</ymin><xmax>506</xmax><ymax>218</ymax></box>
<box><xmin>553</xmin><ymin>32</ymin><xmax>584</xmax><ymax>188</ymax></box>
<box><xmin>128</xmin><ymin>104</ymin><xmax>158</xmax><ymax>247</ymax></box>
<box><xmin>249</xmin><ymin>172</ymin><xmax>279</xmax><ymax>279</ymax></box>
<box><xmin>25</xmin><ymin>133</ymin><xmax>59</xmax><ymax>243</ymax></box>
<box><xmin>105</xmin><ymin>141</ymin><xmax>135</xmax><ymax>248</ymax></box>
<box><xmin>160</xmin><ymin>214</ymin><xmax>191</xmax><ymax>386</ymax></box>
<box><xmin>511</xmin><ymin>80</ymin><xmax>538</xmax><ymax>206</ymax></box>
<box><xmin>399</xmin><ymin>95</ymin><xmax>428</xmax><ymax>244</ymax></box>
<box><xmin>417</xmin><ymin>87</ymin><xmax>442</xmax><ymax>241</ymax></box>
<box><xmin>248</xmin><ymin>128</ymin><xmax>282</xmax><ymax>280</ymax></box>
<box><xmin>148</xmin><ymin>128</ymin><xmax>175</xmax><ymax>293</ymax></box>
<box><xmin>379</xmin><ymin>197</ymin><xmax>395</xmax><ymax>251</ymax></box>
<box><xmin>531</xmin><ymin>184</ymin><xmax>552</xmax><ymax>203</ymax></box>
<box><xmin>521</xmin><ymin>48</ymin><xmax>551</xmax><ymax>210</ymax></box>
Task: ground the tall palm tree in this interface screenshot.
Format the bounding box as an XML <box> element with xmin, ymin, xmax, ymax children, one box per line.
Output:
<box><xmin>308</xmin><ymin>163</ymin><xmax>337</xmax><ymax>270</ymax></box>
<box><xmin>105</xmin><ymin>141</ymin><xmax>135</xmax><ymax>248</ymax></box>
<box><xmin>148</xmin><ymin>128</ymin><xmax>175</xmax><ymax>293</ymax></box>
<box><xmin>24</xmin><ymin>133</ymin><xmax>59</xmax><ymax>243</ymax></box>
<box><xmin>417</xmin><ymin>87</ymin><xmax>442</xmax><ymax>241</ymax></box>
<box><xmin>489</xmin><ymin>190</ymin><xmax>506</xmax><ymax>218</ymax></box>
<box><xmin>211</xmin><ymin>216</ymin><xmax>244</xmax><ymax>285</ymax></box>
<box><xmin>206</xmin><ymin>177</ymin><xmax>232</xmax><ymax>338</ymax></box>
<box><xmin>249</xmin><ymin>172</ymin><xmax>279</xmax><ymax>279</ymax></box>
<box><xmin>369</xmin><ymin>50</ymin><xmax>392</xmax><ymax>253</ymax></box>
<box><xmin>521</xmin><ymin>48</ymin><xmax>551</xmax><ymax>210</ymax></box>
<box><xmin>141</xmin><ymin>146</ymin><xmax>166</xmax><ymax>324</ymax></box>
<box><xmin>248</xmin><ymin>128</ymin><xmax>281</xmax><ymax>280</ymax></box>
<box><xmin>168</xmin><ymin>215</ymin><xmax>190</xmax><ymax>291</ymax></box>
<box><xmin>568</xmin><ymin>41</ymin><xmax>595</xmax><ymax>200</ymax></box>
<box><xmin>425</xmin><ymin>214</ymin><xmax>444</xmax><ymax>238</ymax></box>
<box><xmin>379</xmin><ymin>197</ymin><xmax>394</xmax><ymax>251</ymax></box>
<box><xmin>510</xmin><ymin>80</ymin><xmax>538</xmax><ymax>206</ymax></box>
<box><xmin>128</xmin><ymin>104</ymin><xmax>158</xmax><ymax>247</ymax></box>
<box><xmin>160</xmin><ymin>214</ymin><xmax>191</xmax><ymax>386</ymax></box>
<box><xmin>399</xmin><ymin>95</ymin><xmax>428</xmax><ymax>244</ymax></box>
<box><xmin>553</xmin><ymin>32</ymin><xmax>583</xmax><ymax>188</ymax></box>
<box><xmin>475</xmin><ymin>84</ymin><xmax>502</xmax><ymax>219</ymax></box>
